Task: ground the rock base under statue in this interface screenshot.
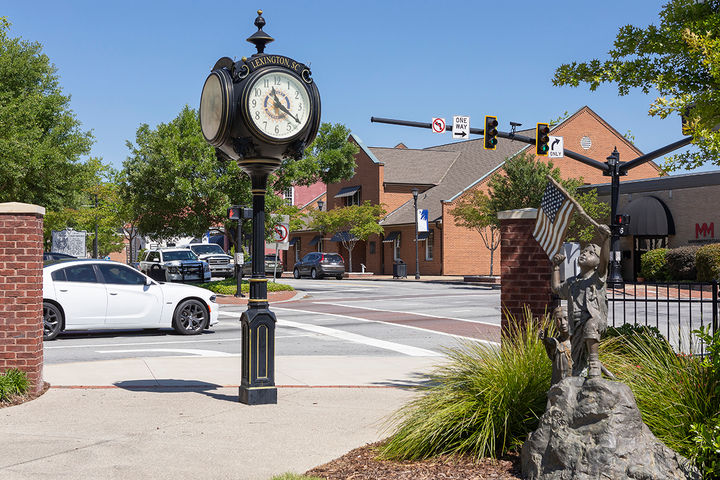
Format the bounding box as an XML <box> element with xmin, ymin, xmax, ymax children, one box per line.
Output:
<box><xmin>521</xmin><ymin>376</ymin><xmax>700</xmax><ymax>480</ymax></box>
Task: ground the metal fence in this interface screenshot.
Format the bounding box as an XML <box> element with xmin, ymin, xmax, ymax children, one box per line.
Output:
<box><xmin>608</xmin><ymin>280</ymin><xmax>719</xmax><ymax>355</ymax></box>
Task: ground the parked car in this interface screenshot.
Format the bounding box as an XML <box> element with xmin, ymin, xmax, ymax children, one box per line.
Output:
<box><xmin>138</xmin><ymin>248</ymin><xmax>211</xmax><ymax>283</ymax></box>
<box><xmin>43</xmin><ymin>252</ymin><xmax>77</xmax><ymax>262</ymax></box>
<box><xmin>42</xmin><ymin>259</ymin><xmax>219</xmax><ymax>340</ymax></box>
<box><xmin>293</xmin><ymin>252</ymin><xmax>345</xmax><ymax>279</ymax></box>
<box><xmin>181</xmin><ymin>243</ymin><xmax>234</xmax><ymax>278</ymax></box>
<box><xmin>241</xmin><ymin>254</ymin><xmax>283</xmax><ymax>276</ymax></box>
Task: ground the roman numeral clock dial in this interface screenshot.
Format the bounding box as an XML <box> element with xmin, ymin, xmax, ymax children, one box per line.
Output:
<box><xmin>246</xmin><ymin>71</ymin><xmax>311</xmax><ymax>141</ymax></box>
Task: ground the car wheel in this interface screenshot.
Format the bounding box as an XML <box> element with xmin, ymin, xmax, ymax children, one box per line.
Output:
<box><xmin>43</xmin><ymin>302</ymin><xmax>63</xmax><ymax>341</ymax></box>
<box><xmin>336</xmin><ymin>274</ymin><xmax>343</xmax><ymax>280</ymax></box>
<box><xmin>293</xmin><ymin>268</ymin><xmax>300</xmax><ymax>279</ymax></box>
<box><xmin>311</xmin><ymin>268</ymin><xmax>323</xmax><ymax>279</ymax></box>
<box><xmin>172</xmin><ymin>299</ymin><xmax>208</xmax><ymax>335</ymax></box>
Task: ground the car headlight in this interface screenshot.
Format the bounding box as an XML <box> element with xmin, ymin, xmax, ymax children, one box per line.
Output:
<box><xmin>167</xmin><ymin>266</ymin><xmax>179</xmax><ymax>274</ymax></box>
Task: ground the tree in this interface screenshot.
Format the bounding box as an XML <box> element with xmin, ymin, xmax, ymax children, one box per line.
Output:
<box><xmin>553</xmin><ymin>0</ymin><xmax>720</xmax><ymax>171</ymax></box>
<box><xmin>122</xmin><ymin>105</ymin><xmax>252</xmax><ymax>240</ymax></box>
<box><xmin>310</xmin><ymin>202</ymin><xmax>386</xmax><ymax>272</ymax></box>
<box><xmin>0</xmin><ymin>19</ymin><xmax>94</xmax><ymax>210</ymax></box>
<box><xmin>449</xmin><ymin>153</ymin><xmax>609</xmax><ymax>274</ymax></box>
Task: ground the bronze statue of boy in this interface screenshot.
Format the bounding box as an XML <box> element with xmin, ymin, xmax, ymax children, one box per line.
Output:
<box><xmin>551</xmin><ymin>222</ymin><xmax>611</xmax><ymax>378</ymax></box>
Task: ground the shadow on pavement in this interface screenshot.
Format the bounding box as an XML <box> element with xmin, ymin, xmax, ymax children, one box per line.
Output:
<box><xmin>114</xmin><ymin>379</ymin><xmax>238</xmax><ymax>403</ymax></box>
<box><xmin>371</xmin><ymin>371</ymin><xmax>437</xmax><ymax>389</ymax></box>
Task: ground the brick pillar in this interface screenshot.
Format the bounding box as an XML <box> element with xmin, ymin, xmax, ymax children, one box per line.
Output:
<box><xmin>498</xmin><ymin>208</ymin><xmax>553</xmax><ymax>331</ymax></box>
<box><xmin>0</xmin><ymin>202</ymin><xmax>45</xmax><ymax>394</ymax></box>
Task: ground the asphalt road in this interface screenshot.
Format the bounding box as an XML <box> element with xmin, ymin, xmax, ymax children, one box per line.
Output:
<box><xmin>43</xmin><ymin>280</ymin><xmax>502</xmax><ymax>364</ymax></box>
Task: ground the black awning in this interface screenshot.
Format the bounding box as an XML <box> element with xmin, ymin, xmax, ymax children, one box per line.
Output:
<box><xmin>624</xmin><ymin>196</ymin><xmax>676</xmax><ymax>236</ymax></box>
<box><xmin>308</xmin><ymin>235</ymin><xmax>321</xmax><ymax>246</ymax></box>
<box><xmin>330</xmin><ymin>231</ymin><xmax>357</xmax><ymax>242</ymax></box>
<box><xmin>382</xmin><ymin>231</ymin><xmax>401</xmax><ymax>243</ymax></box>
<box><xmin>334</xmin><ymin>186</ymin><xmax>361</xmax><ymax>198</ymax></box>
<box><xmin>414</xmin><ymin>231</ymin><xmax>429</xmax><ymax>241</ymax></box>
<box><xmin>288</xmin><ymin>237</ymin><xmax>299</xmax><ymax>246</ymax></box>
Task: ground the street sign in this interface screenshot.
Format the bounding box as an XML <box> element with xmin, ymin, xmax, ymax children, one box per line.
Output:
<box><xmin>452</xmin><ymin>116</ymin><xmax>470</xmax><ymax>139</ymax></box>
<box><xmin>548</xmin><ymin>136</ymin><xmax>564</xmax><ymax>158</ymax></box>
<box><xmin>417</xmin><ymin>209</ymin><xmax>429</xmax><ymax>232</ymax></box>
<box><xmin>431</xmin><ymin>117</ymin><xmax>446</xmax><ymax>133</ymax></box>
<box><xmin>268</xmin><ymin>215</ymin><xmax>290</xmax><ymax>250</ymax></box>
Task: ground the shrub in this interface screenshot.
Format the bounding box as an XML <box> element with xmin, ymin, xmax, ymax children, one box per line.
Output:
<box><xmin>0</xmin><ymin>368</ymin><xmax>30</xmax><ymax>401</ymax></box>
<box><xmin>381</xmin><ymin>310</ymin><xmax>552</xmax><ymax>460</ymax></box>
<box><xmin>640</xmin><ymin>248</ymin><xmax>669</xmax><ymax>281</ymax></box>
<box><xmin>691</xmin><ymin>415</ymin><xmax>720</xmax><ymax>479</ymax></box>
<box><xmin>601</xmin><ymin>332</ymin><xmax>720</xmax><ymax>459</ymax></box>
<box><xmin>696</xmin><ymin>243</ymin><xmax>720</xmax><ymax>282</ymax></box>
<box><xmin>666</xmin><ymin>246</ymin><xmax>700</xmax><ymax>281</ymax></box>
<box><xmin>196</xmin><ymin>278</ymin><xmax>294</xmax><ymax>295</ymax></box>
<box><xmin>603</xmin><ymin>323</ymin><xmax>671</xmax><ymax>356</ymax></box>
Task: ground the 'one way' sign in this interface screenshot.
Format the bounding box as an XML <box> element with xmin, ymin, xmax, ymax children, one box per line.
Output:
<box><xmin>452</xmin><ymin>116</ymin><xmax>470</xmax><ymax>139</ymax></box>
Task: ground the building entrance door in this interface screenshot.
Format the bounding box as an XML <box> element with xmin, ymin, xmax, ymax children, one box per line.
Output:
<box><xmin>633</xmin><ymin>236</ymin><xmax>667</xmax><ymax>280</ymax></box>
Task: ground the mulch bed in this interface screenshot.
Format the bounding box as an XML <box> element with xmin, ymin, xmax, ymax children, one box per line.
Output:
<box><xmin>305</xmin><ymin>442</ymin><xmax>522</xmax><ymax>480</ymax></box>
<box><xmin>0</xmin><ymin>381</ymin><xmax>50</xmax><ymax>409</ymax></box>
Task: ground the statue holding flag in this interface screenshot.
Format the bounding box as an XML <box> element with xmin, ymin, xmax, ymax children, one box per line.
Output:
<box><xmin>533</xmin><ymin>176</ymin><xmax>612</xmax><ymax>379</ymax></box>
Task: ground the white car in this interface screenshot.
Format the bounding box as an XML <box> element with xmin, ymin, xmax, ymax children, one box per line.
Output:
<box><xmin>42</xmin><ymin>259</ymin><xmax>219</xmax><ymax>340</ymax></box>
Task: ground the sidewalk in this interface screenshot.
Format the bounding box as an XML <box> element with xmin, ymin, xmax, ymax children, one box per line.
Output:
<box><xmin>0</xmin><ymin>355</ymin><xmax>442</xmax><ymax>480</ymax></box>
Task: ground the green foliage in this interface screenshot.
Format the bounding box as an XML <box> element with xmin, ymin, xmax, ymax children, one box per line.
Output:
<box><xmin>196</xmin><ymin>278</ymin><xmax>294</xmax><ymax>295</ymax></box>
<box><xmin>0</xmin><ymin>368</ymin><xmax>29</xmax><ymax>401</ymax></box>
<box><xmin>602</xmin><ymin>323</ymin><xmax>672</xmax><ymax>357</ymax></box>
<box><xmin>273</xmin><ymin>122</ymin><xmax>358</xmax><ymax>191</ymax></box>
<box><xmin>122</xmin><ymin>105</ymin><xmax>252</xmax><ymax>239</ymax></box>
<box><xmin>697</xmin><ymin>243</ymin><xmax>720</xmax><ymax>281</ymax></box>
<box><xmin>0</xmin><ymin>21</ymin><xmax>95</xmax><ymax>210</ymax></box>
<box><xmin>553</xmin><ymin>0</ymin><xmax>720</xmax><ymax>171</ymax></box>
<box><xmin>567</xmin><ymin>188</ymin><xmax>610</xmax><ymax>244</ymax></box>
<box><xmin>601</xmin><ymin>332</ymin><xmax>720</xmax><ymax>458</ymax></box>
<box><xmin>690</xmin><ymin>415</ymin><xmax>720</xmax><ymax>479</ymax></box>
<box><xmin>381</xmin><ymin>311</ymin><xmax>552</xmax><ymax>460</ymax></box>
<box><xmin>309</xmin><ymin>201</ymin><xmax>386</xmax><ymax>272</ymax></box>
<box><xmin>666</xmin><ymin>246</ymin><xmax>700</xmax><ymax>281</ymax></box>
<box><xmin>640</xmin><ymin>248</ymin><xmax>670</xmax><ymax>281</ymax></box>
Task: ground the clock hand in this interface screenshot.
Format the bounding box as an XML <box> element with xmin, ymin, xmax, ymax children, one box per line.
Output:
<box><xmin>273</xmin><ymin>97</ymin><xmax>301</xmax><ymax>124</ymax></box>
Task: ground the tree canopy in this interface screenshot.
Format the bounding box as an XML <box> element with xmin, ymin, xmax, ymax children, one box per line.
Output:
<box><xmin>0</xmin><ymin>19</ymin><xmax>94</xmax><ymax>209</ymax></box>
<box><xmin>553</xmin><ymin>0</ymin><xmax>720</xmax><ymax>171</ymax></box>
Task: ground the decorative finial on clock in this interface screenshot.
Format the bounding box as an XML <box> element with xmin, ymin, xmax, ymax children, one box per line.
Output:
<box><xmin>247</xmin><ymin>9</ymin><xmax>274</xmax><ymax>55</ymax></box>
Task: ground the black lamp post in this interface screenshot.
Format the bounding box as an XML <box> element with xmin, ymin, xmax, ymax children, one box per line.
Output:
<box><xmin>412</xmin><ymin>188</ymin><xmax>420</xmax><ymax>280</ymax></box>
<box><xmin>199</xmin><ymin>11</ymin><xmax>320</xmax><ymax>405</ymax></box>
<box><xmin>604</xmin><ymin>147</ymin><xmax>624</xmax><ymax>285</ymax></box>
<box><xmin>317</xmin><ymin>200</ymin><xmax>324</xmax><ymax>211</ymax></box>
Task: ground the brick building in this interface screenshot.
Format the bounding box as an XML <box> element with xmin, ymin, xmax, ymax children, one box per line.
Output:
<box><xmin>287</xmin><ymin>106</ymin><xmax>663</xmax><ymax>276</ymax></box>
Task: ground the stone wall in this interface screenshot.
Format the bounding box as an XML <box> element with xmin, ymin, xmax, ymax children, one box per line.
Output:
<box><xmin>0</xmin><ymin>202</ymin><xmax>45</xmax><ymax>393</ymax></box>
<box><xmin>498</xmin><ymin>208</ymin><xmax>553</xmax><ymax>330</ymax></box>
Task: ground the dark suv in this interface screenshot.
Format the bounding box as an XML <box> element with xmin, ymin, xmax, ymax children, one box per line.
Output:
<box><xmin>293</xmin><ymin>252</ymin><xmax>345</xmax><ymax>279</ymax></box>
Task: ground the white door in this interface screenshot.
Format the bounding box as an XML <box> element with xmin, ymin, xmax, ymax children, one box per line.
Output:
<box><xmin>97</xmin><ymin>264</ymin><xmax>164</xmax><ymax>326</ymax></box>
<box><xmin>53</xmin><ymin>264</ymin><xmax>107</xmax><ymax>327</ymax></box>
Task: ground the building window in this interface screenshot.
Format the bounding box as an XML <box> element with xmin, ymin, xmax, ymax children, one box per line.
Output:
<box><xmin>344</xmin><ymin>189</ymin><xmax>361</xmax><ymax>206</ymax></box>
<box><xmin>425</xmin><ymin>230</ymin><xmax>434</xmax><ymax>261</ymax></box>
<box><xmin>295</xmin><ymin>239</ymin><xmax>301</xmax><ymax>262</ymax></box>
<box><xmin>393</xmin><ymin>234</ymin><xmax>401</xmax><ymax>261</ymax></box>
<box><xmin>283</xmin><ymin>187</ymin><xmax>294</xmax><ymax>206</ymax></box>
<box><xmin>369</xmin><ymin>241</ymin><xmax>376</xmax><ymax>254</ymax></box>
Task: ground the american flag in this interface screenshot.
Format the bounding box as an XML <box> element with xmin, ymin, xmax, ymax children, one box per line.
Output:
<box><xmin>533</xmin><ymin>180</ymin><xmax>575</xmax><ymax>259</ymax></box>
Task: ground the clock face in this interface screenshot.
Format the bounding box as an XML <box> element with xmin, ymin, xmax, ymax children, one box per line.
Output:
<box><xmin>199</xmin><ymin>70</ymin><xmax>231</xmax><ymax>145</ymax></box>
<box><xmin>246</xmin><ymin>71</ymin><xmax>311</xmax><ymax>140</ymax></box>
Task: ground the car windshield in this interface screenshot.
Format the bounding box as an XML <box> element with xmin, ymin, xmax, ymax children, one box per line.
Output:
<box><xmin>265</xmin><ymin>255</ymin><xmax>279</xmax><ymax>261</ymax></box>
<box><xmin>163</xmin><ymin>251</ymin><xmax>197</xmax><ymax>261</ymax></box>
<box><xmin>190</xmin><ymin>244</ymin><xmax>226</xmax><ymax>255</ymax></box>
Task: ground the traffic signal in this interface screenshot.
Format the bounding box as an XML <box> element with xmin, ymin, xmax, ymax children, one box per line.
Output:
<box><xmin>484</xmin><ymin>116</ymin><xmax>498</xmax><ymax>150</ymax></box>
<box><xmin>536</xmin><ymin>123</ymin><xmax>550</xmax><ymax>156</ymax></box>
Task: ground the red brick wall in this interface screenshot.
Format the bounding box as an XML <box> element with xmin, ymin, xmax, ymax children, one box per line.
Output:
<box><xmin>0</xmin><ymin>203</ymin><xmax>45</xmax><ymax>394</ymax></box>
<box><xmin>499</xmin><ymin>209</ymin><xmax>552</xmax><ymax>331</ymax></box>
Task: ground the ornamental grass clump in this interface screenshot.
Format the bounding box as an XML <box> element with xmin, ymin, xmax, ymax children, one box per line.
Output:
<box><xmin>0</xmin><ymin>368</ymin><xmax>29</xmax><ymax>401</ymax></box>
<box><xmin>381</xmin><ymin>310</ymin><xmax>552</xmax><ymax>461</ymax></box>
<box><xmin>600</xmin><ymin>330</ymin><xmax>720</xmax><ymax>459</ymax></box>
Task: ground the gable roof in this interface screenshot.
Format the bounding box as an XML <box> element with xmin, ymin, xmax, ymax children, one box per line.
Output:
<box><xmin>369</xmin><ymin>147</ymin><xmax>459</xmax><ymax>185</ymax></box>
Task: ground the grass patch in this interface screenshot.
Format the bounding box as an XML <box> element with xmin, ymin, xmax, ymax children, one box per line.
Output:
<box><xmin>601</xmin><ymin>331</ymin><xmax>720</xmax><ymax>459</ymax></box>
<box><xmin>196</xmin><ymin>278</ymin><xmax>294</xmax><ymax>295</ymax></box>
<box><xmin>0</xmin><ymin>369</ymin><xmax>29</xmax><ymax>401</ymax></box>
<box><xmin>381</xmin><ymin>311</ymin><xmax>552</xmax><ymax>460</ymax></box>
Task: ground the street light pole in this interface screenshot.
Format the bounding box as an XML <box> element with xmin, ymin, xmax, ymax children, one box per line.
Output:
<box><xmin>235</xmin><ymin>215</ymin><xmax>244</xmax><ymax>298</ymax></box>
<box><xmin>412</xmin><ymin>188</ymin><xmax>420</xmax><ymax>280</ymax></box>
<box><xmin>604</xmin><ymin>147</ymin><xmax>624</xmax><ymax>284</ymax></box>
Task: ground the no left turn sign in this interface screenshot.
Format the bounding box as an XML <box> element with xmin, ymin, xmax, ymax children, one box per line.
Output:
<box><xmin>432</xmin><ymin>117</ymin><xmax>446</xmax><ymax>133</ymax></box>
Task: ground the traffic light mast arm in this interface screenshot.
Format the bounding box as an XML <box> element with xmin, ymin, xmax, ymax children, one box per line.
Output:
<box><xmin>370</xmin><ymin>116</ymin><xmax>608</xmax><ymax>172</ymax></box>
<box><xmin>619</xmin><ymin>136</ymin><xmax>693</xmax><ymax>174</ymax></box>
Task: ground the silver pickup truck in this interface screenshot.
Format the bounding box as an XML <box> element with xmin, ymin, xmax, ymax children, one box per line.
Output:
<box><xmin>182</xmin><ymin>243</ymin><xmax>234</xmax><ymax>278</ymax></box>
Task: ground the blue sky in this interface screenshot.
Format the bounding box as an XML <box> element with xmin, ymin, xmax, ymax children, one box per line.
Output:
<box><xmin>4</xmin><ymin>1</ymin><xmax>708</xmax><ymax>173</ymax></box>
